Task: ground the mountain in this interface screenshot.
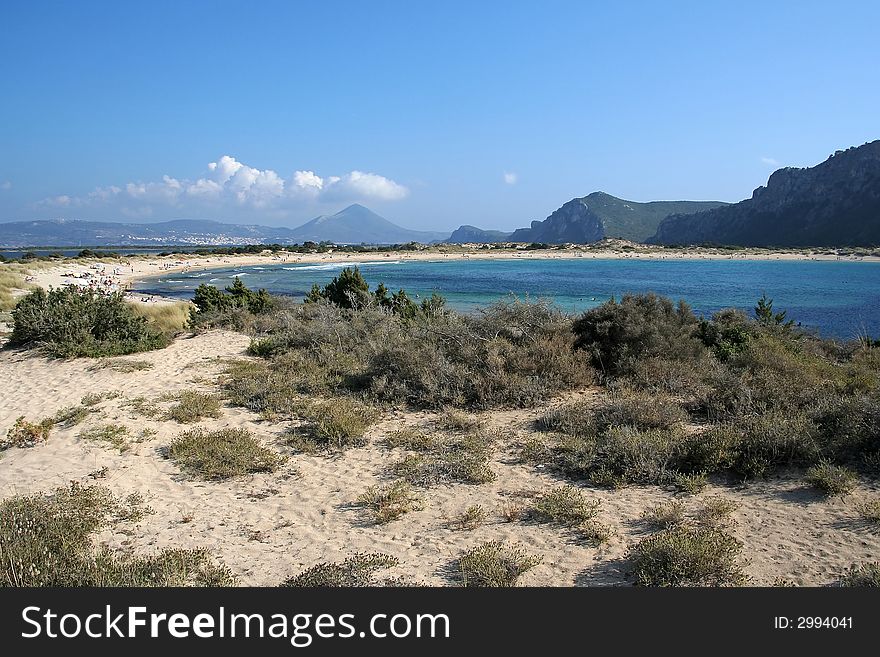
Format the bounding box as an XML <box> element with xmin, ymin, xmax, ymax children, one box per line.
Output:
<box><xmin>288</xmin><ymin>204</ymin><xmax>448</xmax><ymax>244</ymax></box>
<box><xmin>446</xmin><ymin>225</ymin><xmax>513</xmax><ymax>243</ymax></box>
<box><xmin>508</xmin><ymin>192</ymin><xmax>727</xmax><ymax>243</ymax></box>
<box><xmin>0</xmin><ymin>204</ymin><xmax>445</xmax><ymax>247</ymax></box>
<box><xmin>0</xmin><ymin>218</ymin><xmax>301</xmax><ymax>247</ymax></box>
<box><xmin>649</xmin><ymin>141</ymin><xmax>880</xmax><ymax>247</ymax></box>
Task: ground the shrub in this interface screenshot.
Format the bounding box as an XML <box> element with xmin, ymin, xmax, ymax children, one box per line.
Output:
<box><xmin>456</xmin><ymin>541</ymin><xmax>542</xmax><ymax>587</ymax></box>
<box><xmin>237</xmin><ymin>297</ymin><xmax>594</xmax><ymax>411</ymax></box>
<box><xmin>529</xmin><ymin>486</ymin><xmax>601</xmax><ymax>527</ymax></box>
<box><xmin>642</xmin><ymin>500</ymin><xmax>686</xmax><ymax>529</ymax></box>
<box><xmin>167</xmin><ymin>428</ymin><xmax>284</xmax><ymax>480</ymax></box>
<box><xmin>839</xmin><ymin>563</ymin><xmax>880</xmax><ymax>587</ymax></box>
<box><xmin>2</xmin><ymin>416</ymin><xmax>52</xmax><ymax>450</ymax></box>
<box><xmin>79</xmin><ymin>424</ymin><xmax>130</xmax><ymax>451</ymax></box>
<box><xmin>555</xmin><ymin>426</ymin><xmax>687</xmax><ymax>487</ymax></box>
<box><xmin>355</xmin><ymin>480</ymin><xmax>423</xmax><ymax>524</ymax></box>
<box><xmin>392</xmin><ymin>431</ymin><xmax>496</xmax><ymax>487</ymax></box>
<box><xmin>47</xmin><ymin>403</ymin><xmax>94</xmax><ymax>428</ymax></box>
<box><xmin>572</xmin><ymin>293</ymin><xmax>704</xmax><ymax>377</ymax></box>
<box><xmin>856</xmin><ymin>499</ymin><xmax>880</xmax><ymax>528</ymax></box>
<box><xmin>283</xmin><ymin>554</ymin><xmax>400</xmax><ymax>587</ymax></box>
<box><xmin>436</xmin><ymin>409</ymin><xmax>485</xmax><ymax>432</ymax></box>
<box><xmin>449</xmin><ymin>504</ymin><xmax>487</xmax><ymax>530</ymax></box>
<box><xmin>672</xmin><ymin>471</ymin><xmax>708</xmax><ymax>494</ymax></box>
<box><xmin>730</xmin><ymin>412</ymin><xmax>820</xmax><ymax>479</ymax></box>
<box><xmin>165</xmin><ymin>391</ymin><xmax>223</xmax><ymax>424</ymax></box>
<box><xmin>9</xmin><ymin>286</ymin><xmax>168</xmax><ymax>357</ymax></box>
<box><xmin>697</xmin><ymin>497</ymin><xmax>739</xmax><ymax>528</ymax></box>
<box><xmin>305</xmin><ymin>267</ymin><xmax>371</xmax><ymax>309</ymax></box>
<box><xmin>192</xmin><ymin>277</ymin><xmax>273</xmax><ymax>317</ymax></box>
<box><xmin>629</xmin><ymin>524</ymin><xmax>746</xmax><ymax>586</ymax></box>
<box><xmin>592</xmin><ymin>390</ymin><xmax>688</xmax><ymax>431</ymax></box>
<box><xmin>805</xmin><ymin>461</ymin><xmax>857</xmax><ymax>497</ymax></box>
<box><xmin>0</xmin><ymin>483</ymin><xmax>234</xmax><ymax>586</ymax></box>
<box><xmin>302</xmin><ymin>398</ymin><xmax>377</xmax><ymax>450</ymax></box>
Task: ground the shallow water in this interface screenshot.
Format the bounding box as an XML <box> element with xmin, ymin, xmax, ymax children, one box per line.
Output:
<box><xmin>133</xmin><ymin>257</ymin><xmax>880</xmax><ymax>339</ymax></box>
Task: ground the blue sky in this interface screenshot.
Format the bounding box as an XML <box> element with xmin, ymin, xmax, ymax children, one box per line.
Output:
<box><xmin>1</xmin><ymin>0</ymin><xmax>878</xmax><ymax>231</ymax></box>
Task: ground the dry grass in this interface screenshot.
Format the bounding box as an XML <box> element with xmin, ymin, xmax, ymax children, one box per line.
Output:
<box><xmin>448</xmin><ymin>504</ymin><xmax>488</xmax><ymax>530</ymax></box>
<box><xmin>355</xmin><ymin>480</ymin><xmax>423</xmax><ymax>524</ymax></box>
<box><xmin>88</xmin><ymin>359</ymin><xmax>154</xmax><ymax>373</ymax></box>
<box><xmin>130</xmin><ymin>301</ymin><xmax>192</xmax><ymax>335</ymax></box>
<box><xmin>456</xmin><ymin>541</ymin><xmax>542</xmax><ymax>587</ymax></box>
<box><xmin>79</xmin><ymin>424</ymin><xmax>130</xmax><ymax>451</ymax></box>
<box><xmin>642</xmin><ymin>500</ymin><xmax>687</xmax><ymax>529</ymax></box>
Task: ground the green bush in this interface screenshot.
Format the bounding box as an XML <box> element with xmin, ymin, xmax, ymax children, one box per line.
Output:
<box><xmin>456</xmin><ymin>541</ymin><xmax>542</xmax><ymax>587</ymax></box>
<box><xmin>0</xmin><ymin>483</ymin><xmax>234</xmax><ymax>586</ymax></box>
<box><xmin>572</xmin><ymin>293</ymin><xmax>705</xmax><ymax>377</ymax></box>
<box><xmin>165</xmin><ymin>391</ymin><xmax>223</xmax><ymax>424</ymax></box>
<box><xmin>529</xmin><ymin>486</ymin><xmax>601</xmax><ymax>526</ymax></box>
<box><xmin>9</xmin><ymin>286</ymin><xmax>168</xmax><ymax>357</ymax></box>
<box><xmin>391</xmin><ymin>431</ymin><xmax>496</xmax><ymax>487</ymax></box>
<box><xmin>283</xmin><ymin>554</ymin><xmax>401</xmax><ymax>587</ymax></box>
<box><xmin>805</xmin><ymin>461</ymin><xmax>857</xmax><ymax>497</ymax></box>
<box><xmin>629</xmin><ymin>524</ymin><xmax>746</xmax><ymax>586</ymax></box>
<box><xmin>192</xmin><ymin>277</ymin><xmax>273</xmax><ymax>318</ymax></box>
<box><xmin>166</xmin><ymin>427</ymin><xmax>284</xmax><ymax>480</ymax></box>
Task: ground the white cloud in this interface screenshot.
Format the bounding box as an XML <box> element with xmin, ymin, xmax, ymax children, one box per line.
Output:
<box><xmin>0</xmin><ymin>180</ymin><xmax>11</xmax><ymax>191</ymax></box>
<box><xmin>760</xmin><ymin>156</ymin><xmax>780</xmax><ymax>167</ymax></box>
<box><xmin>503</xmin><ymin>171</ymin><xmax>518</xmax><ymax>185</ymax></box>
<box><xmin>37</xmin><ymin>156</ymin><xmax>408</xmax><ymax>218</ymax></box>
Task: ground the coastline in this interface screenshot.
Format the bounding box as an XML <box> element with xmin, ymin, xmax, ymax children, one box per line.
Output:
<box><xmin>20</xmin><ymin>245</ymin><xmax>880</xmax><ymax>305</ymax></box>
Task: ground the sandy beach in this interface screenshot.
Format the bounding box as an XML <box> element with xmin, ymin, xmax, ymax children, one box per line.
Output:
<box><xmin>1</xmin><ymin>328</ymin><xmax>878</xmax><ymax>585</ymax></box>
<box><xmin>20</xmin><ymin>244</ymin><xmax>880</xmax><ymax>306</ymax></box>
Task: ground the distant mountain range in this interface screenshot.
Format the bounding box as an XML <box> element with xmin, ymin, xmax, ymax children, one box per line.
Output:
<box><xmin>648</xmin><ymin>140</ymin><xmax>880</xmax><ymax>246</ymax></box>
<box><xmin>448</xmin><ymin>193</ymin><xmax>726</xmax><ymax>244</ymax></box>
<box><xmin>4</xmin><ymin>141</ymin><xmax>879</xmax><ymax>248</ymax></box>
<box><xmin>0</xmin><ymin>204</ymin><xmax>447</xmax><ymax>247</ymax></box>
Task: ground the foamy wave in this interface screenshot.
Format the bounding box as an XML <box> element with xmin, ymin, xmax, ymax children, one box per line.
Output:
<box><xmin>283</xmin><ymin>260</ymin><xmax>401</xmax><ymax>272</ymax></box>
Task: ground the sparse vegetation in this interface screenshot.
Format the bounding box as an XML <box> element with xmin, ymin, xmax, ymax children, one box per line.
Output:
<box><xmin>839</xmin><ymin>562</ymin><xmax>880</xmax><ymax>587</ymax></box>
<box><xmin>855</xmin><ymin>499</ymin><xmax>880</xmax><ymax>529</ymax></box>
<box><xmin>355</xmin><ymin>480</ymin><xmax>423</xmax><ymax>524</ymax></box>
<box><xmin>697</xmin><ymin>496</ymin><xmax>739</xmax><ymax>528</ymax></box>
<box><xmin>165</xmin><ymin>390</ymin><xmax>223</xmax><ymax>424</ymax></box>
<box><xmin>805</xmin><ymin>461</ymin><xmax>857</xmax><ymax>497</ymax></box>
<box><xmin>79</xmin><ymin>423</ymin><xmax>130</xmax><ymax>451</ymax></box>
<box><xmin>0</xmin><ymin>483</ymin><xmax>234</xmax><ymax>586</ymax></box>
<box><xmin>391</xmin><ymin>430</ymin><xmax>496</xmax><ymax>487</ymax></box>
<box><xmin>166</xmin><ymin>427</ymin><xmax>284</xmax><ymax>480</ymax></box>
<box><xmin>629</xmin><ymin>524</ymin><xmax>747</xmax><ymax>586</ymax></box>
<box><xmin>88</xmin><ymin>359</ymin><xmax>153</xmax><ymax>373</ymax></box>
<box><xmin>283</xmin><ymin>553</ymin><xmax>401</xmax><ymax>587</ymax></box>
<box><xmin>456</xmin><ymin>541</ymin><xmax>542</xmax><ymax>587</ymax></box>
<box><xmin>449</xmin><ymin>504</ymin><xmax>488</xmax><ymax>530</ymax></box>
<box><xmin>2</xmin><ymin>416</ymin><xmax>52</xmax><ymax>450</ymax></box>
<box><xmin>642</xmin><ymin>500</ymin><xmax>686</xmax><ymax>529</ymax></box>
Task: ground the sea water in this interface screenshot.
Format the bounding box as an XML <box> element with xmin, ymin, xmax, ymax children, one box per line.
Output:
<box><xmin>132</xmin><ymin>257</ymin><xmax>880</xmax><ymax>340</ymax></box>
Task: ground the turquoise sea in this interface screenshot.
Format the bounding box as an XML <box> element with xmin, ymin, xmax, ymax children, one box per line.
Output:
<box><xmin>133</xmin><ymin>257</ymin><xmax>880</xmax><ymax>340</ymax></box>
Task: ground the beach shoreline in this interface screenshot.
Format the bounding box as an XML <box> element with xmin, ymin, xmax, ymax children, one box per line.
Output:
<box><xmin>17</xmin><ymin>244</ymin><xmax>880</xmax><ymax>305</ymax></box>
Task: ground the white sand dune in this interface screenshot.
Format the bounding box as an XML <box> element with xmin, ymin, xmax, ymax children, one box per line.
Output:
<box><xmin>1</xmin><ymin>329</ymin><xmax>878</xmax><ymax>585</ymax></box>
